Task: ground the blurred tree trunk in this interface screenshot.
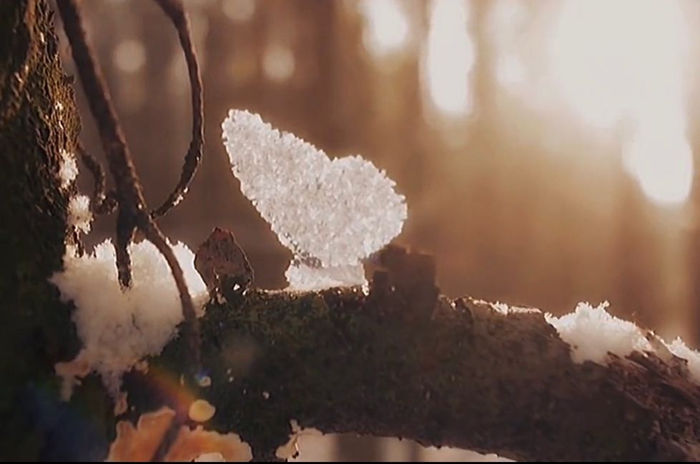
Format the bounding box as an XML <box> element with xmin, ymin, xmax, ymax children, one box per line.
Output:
<box><xmin>0</xmin><ymin>0</ymin><xmax>111</xmax><ymax>460</ymax></box>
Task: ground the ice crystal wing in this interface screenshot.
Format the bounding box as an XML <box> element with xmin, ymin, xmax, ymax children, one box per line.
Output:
<box><xmin>222</xmin><ymin>109</ymin><xmax>407</xmax><ymax>268</ymax></box>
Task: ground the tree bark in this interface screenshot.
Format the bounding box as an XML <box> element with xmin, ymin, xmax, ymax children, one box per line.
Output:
<box><xmin>0</xmin><ymin>0</ymin><xmax>106</xmax><ymax>460</ymax></box>
<box><xmin>3</xmin><ymin>1</ymin><xmax>700</xmax><ymax>462</ymax></box>
<box><xmin>123</xmin><ymin>290</ymin><xmax>700</xmax><ymax>462</ymax></box>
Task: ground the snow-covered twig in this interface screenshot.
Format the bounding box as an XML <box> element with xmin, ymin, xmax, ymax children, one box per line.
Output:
<box><xmin>55</xmin><ymin>0</ymin><xmax>201</xmax><ymax>374</ymax></box>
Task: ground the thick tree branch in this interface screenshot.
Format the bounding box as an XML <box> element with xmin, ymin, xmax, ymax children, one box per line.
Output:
<box><xmin>122</xmin><ymin>286</ymin><xmax>700</xmax><ymax>461</ymax></box>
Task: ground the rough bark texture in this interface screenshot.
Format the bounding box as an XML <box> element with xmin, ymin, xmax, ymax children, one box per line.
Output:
<box><xmin>3</xmin><ymin>1</ymin><xmax>700</xmax><ymax>462</ymax></box>
<box><xmin>0</xmin><ymin>1</ymin><xmax>114</xmax><ymax>460</ymax></box>
<box><xmin>122</xmin><ymin>291</ymin><xmax>700</xmax><ymax>462</ymax></box>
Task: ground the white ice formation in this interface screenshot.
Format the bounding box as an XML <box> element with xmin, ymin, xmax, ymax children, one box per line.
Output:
<box><xmin>222</xmin><ymin>109</ymin><xmax>407</xmax><ymax>290</ymax></box>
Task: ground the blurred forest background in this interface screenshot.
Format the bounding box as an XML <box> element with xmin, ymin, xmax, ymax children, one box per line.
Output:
<box><xmin>55</xmin><ymin>0</ymin><xmax>700</xmax><ymax>460</ymax></box>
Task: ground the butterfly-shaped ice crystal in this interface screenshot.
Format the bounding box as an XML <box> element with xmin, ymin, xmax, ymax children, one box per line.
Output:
<box><xmin>222</xmin><ymin>110</ymin><xmax>407</xmax><ymax>290</ymax></box>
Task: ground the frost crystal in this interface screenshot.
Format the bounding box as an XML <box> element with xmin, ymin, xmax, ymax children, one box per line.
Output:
<box><xmin>284</xmin><ymin>262</ymin><xmax>368</xmax><ymax>291</ymax></box>
<box><xmin>67</xmin><ymin>194</ymin><xmax>93</xmax><ymax>234</ymax></box>
<box><xmin>222</xmin><ymin>109</ymin><xmax>407</xmax><ymax>290</ymax></box>
<box><xmin>58</xmin><ymin>148</ymin><xmax>78</xmax><ymax>190</ymax></box>
<box><xmin>50</xmin><ymin>240</ymin><xmax>208</xmax><ymax>398</ymax></box>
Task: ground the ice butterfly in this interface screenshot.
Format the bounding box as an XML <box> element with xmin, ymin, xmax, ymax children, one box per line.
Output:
<box><xmin>222</xmin><ymin>109</ymin><xmax>407</xmax><ymax>290</ymax></box>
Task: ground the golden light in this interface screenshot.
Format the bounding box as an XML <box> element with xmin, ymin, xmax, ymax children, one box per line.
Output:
<box><xmin>359</xmin><ymin>0</ymin><xmax>409</xmax><ymax>57</ymax></box>
<box><xmin>422</xmin><ymin>0</ymin><xmax>475</xmax><ymax>116</ymax></box>
<box><xmin>496</xmin><ymin>54</ymin><xmax>525</xmax><ymax>89</ymax></box>
<box><xmin>623</xmin><ymin>124</ymin><xmax>694</xmax><ymax>206</ymax></box>
<box><xmin>547</xmin><ymin>0</ymin><xmax>693</xmax><ymax>206</ymax></box>
<box><xmin>113</xmin><ymin>39</ymin><xmax>146</xmax><ymax>74</ymax></box>
<box><xmin>262</xmin><ymin>44</ymin><xmax>295</xmax><ymax>83</ymax></box>
<box><xmin>222</xmin><ymin>0</ymin><xmax>256</xmax><ymax>23</ymax></box>
<box><xmin>488</xmin><ymin>0</ymin><xmax>527</xmax><ymax>90</ymax></box>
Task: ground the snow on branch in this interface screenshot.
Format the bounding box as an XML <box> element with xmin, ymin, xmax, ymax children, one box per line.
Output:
<box><xmin>123</xmin><ymin>284</ymin><xmax>700</xmax><ymax>461</ymax></box>
<box><xmin>546</xmin><ymin>302</ymin><xmax>700</xmax><ymax>382</ymax></box>
<box><xmin>51</xmin><ymin>240</ymin><xmax>208</xmax><ymax>404</ymax></box>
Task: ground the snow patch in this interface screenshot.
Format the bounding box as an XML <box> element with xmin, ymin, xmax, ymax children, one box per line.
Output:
<box><xmin>58</xmin><ymin>148</ymin><xmax>78</xmax><ymax>190</ymax></box>
<box><xmin>665</xmin><ymin>337</ymin><xmax>700</xmax><ymax>384</ymax></box>
<box><xmin>67</xmin><ymin>194</ymin><xmax>92</xmax><ymax>234</ymax></box>
<box><xmin>545</xmin><ymin>302</ymin><xmax>651</xmax><ymax>364</ymax></box>
<box><xmin>534</xmin><ymin>301</ymin><xmax>700</xmax><ymax>386</ymax></box>
<box><xmin>50</xmin><ymin>239</ymin><xmax>208</xmax><ymax>398</ymax></box>
<box><xmin>222</xmin><ymin>109</ymin><xmax>406</xmax><ymax>291</ymax></box>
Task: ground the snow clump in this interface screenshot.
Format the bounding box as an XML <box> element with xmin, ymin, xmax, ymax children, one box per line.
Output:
<box><xmin>50</xmin><ymin>239</ymin><xmax>208</xmax><ymax>398</ymax></box>
<box><xmin>545</xmin><ymin>301</ymin><xmax>700</xmax><ymax>384</ymax></box>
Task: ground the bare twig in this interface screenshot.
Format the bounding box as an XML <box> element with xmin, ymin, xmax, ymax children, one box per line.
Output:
<box><xmin>151</xmin><ymin>0</ymin><xmax>204</xmax><ymax>219</ymax></box>
<box><xmin>56</xmin><ymin>0</ymin><xmax>201</xmax><ymax>372</ymax></box>
<box><xmin>76</xmin><ymin>143</ymin><xmax>117</xmax><ymax>215</ymax></box>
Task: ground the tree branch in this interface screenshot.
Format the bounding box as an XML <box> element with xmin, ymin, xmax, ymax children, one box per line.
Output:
<box><xmin>150</xmin><ymin>0</ymin><xmax>204</xmax><ymax>219</ymax></box>
<box><xmin>56</xmin><ymin>0</ymin><xmax>201</xmax><ymax>374</ymax></box>
<box><xmin>76</xmin><ymin>143</ymin><xmax>117</xmax><ymax>215</ymax></box>
<box><xmin>122</xmin><ymin>285</ymin><xmax>700</xmax><ymax>461</ymax></box>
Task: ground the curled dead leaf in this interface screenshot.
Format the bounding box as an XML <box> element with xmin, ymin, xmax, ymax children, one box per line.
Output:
<box><xmin>107</xmin><ymin>406</ymin><xmax>251</xmax><ymax>461</ymax></box>
<box><xmin>107</xmin><ymin>407</ymin><xmax>175</xmax><ymax>462</ymax></box>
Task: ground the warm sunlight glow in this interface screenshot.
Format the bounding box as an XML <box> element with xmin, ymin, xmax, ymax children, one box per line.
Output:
<box><xmin>488</xmin><ymin>0</ymin><xmax>528</xmax><ymax>90</ymax></box>
<box><xmin>549</xmin><ymin>0</ymin><xmax>687</xmax><ymax>130</ymax></box>
<box><xmin>496</xmin><ymin>54</ymin><xmax>525</xmax><ymax>88</ymax></box>
<box><xmin>222</xmin><ymin>0</ymin><xmax>256</xmax><ymax>23</ymax></box>
<box><xmin>623</xmin><ymin>124</ymin><xmax>694</xmax><ymax>206</ymax></box>
<box><xmin>113</xmin><ymin>39</ymin><xmax>145</xmax><ymax>74</ymax></box>
<box><xmin>263</xmin><ymin>44</ymin><xmax>295</xmax><ymax>83</ymax></box>
<box><xmin>359</xmin><ymin>0</ymin><xmax>409</xmax><ymax>57</ymax></box>
<box><xmin>423</xmin><ymin>0</ymin><xmax>474</xmax><ymax>116</ymax></box>
<box><xmin>548</xmin><ymin>0</ymin><xmax>693</xmax><ymax>206</ymax></box>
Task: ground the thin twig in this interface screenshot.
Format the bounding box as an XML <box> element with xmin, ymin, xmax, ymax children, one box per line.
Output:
<box><xmin>76</xmin><ymin>143</ymin><xmax>117</xmax><ymax>215</ymax></box>
<box><xmin>151</xmin><ymin>0</ymin><xmax>204</xmax><ymax>219</ymax></box>
<box><xmin>56</xmin><ymin>0</ymin><xmax>201</xmax><ymax>372</ymax></box>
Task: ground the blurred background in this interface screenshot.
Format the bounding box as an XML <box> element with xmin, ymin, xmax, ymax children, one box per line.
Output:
<box><xmin>57</xmin><ymin>0</ymin><xmax>700</xmax><ymax>460</ymax></box>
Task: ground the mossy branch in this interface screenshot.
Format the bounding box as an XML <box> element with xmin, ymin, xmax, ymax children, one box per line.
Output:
<box><xmin>118</xmin><ymin>286</ymin><xmax>700</xmax><ymax>461</ymax></box>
